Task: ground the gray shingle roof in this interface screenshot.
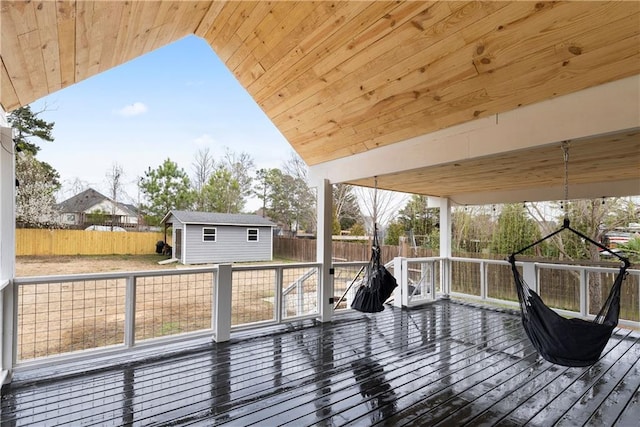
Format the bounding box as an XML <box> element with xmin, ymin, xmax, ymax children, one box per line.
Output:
<box><xmin>164</xmin><ymin>210</ymin><xmax>275</xmax><ymax>227</ymax></box>
<box><xmin>57</xmin><ymin>188</ymin><xmax>138</xmax><ymax>216</ymax></box>
<box><xmin>57</xmin><ymin>188</ymin><xmax>107</xmax><ymax>212</ymax></box>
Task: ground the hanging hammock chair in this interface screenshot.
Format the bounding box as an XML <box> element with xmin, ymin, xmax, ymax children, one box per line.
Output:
<box><xmin>508</xmin><ymin>142</ymin><xmax>630</xmax><ymax>367</ymax></box>
<box><xmin>350</xmin><ymin>225</ymin><xmax>398</xmax><ymax>313</ymax></box>
<box><xmin>508</xmin><ymin>219</ymin><xmax>630</xmax><ymax>367</ymax></box>
<box><xmin>336</xmin><ymin>177</ymin><xmax>397</xmax><ymax>313</ymax></box>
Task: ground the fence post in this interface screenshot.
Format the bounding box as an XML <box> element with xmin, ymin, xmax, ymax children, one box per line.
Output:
<box><xmin>214</xmin><ymin>264</ymin><xmax>232</xmax><ymax>343</ymax></box>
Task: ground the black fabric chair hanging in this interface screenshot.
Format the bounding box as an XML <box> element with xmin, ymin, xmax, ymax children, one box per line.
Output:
<box><xmin>508</xmin><ymin>218</ymin><xmax>630</xmax><ymax>367</ymax></box>
<box><xmin>351</xmin><ymin>228</ymin><xmax>398</xmax><ymax>313</ymax></box>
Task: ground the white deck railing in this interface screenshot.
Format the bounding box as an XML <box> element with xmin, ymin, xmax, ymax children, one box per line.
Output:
<box><xmin>393</xmin><ymin>256</ymin><xmax>640</xmax><ymax>330</ymax></box>
<box><xmin>7</xmin><ymin>257</ymin><xmax>640</xmax><ymax>372</ymax></box>
<box><xmin>11</xmin><ymin>262</ymin><xmax>322</xmax><ymax>369</ymax></box>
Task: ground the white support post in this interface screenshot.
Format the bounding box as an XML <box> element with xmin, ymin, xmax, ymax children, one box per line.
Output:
<box><xmin>274</xmin><ymin>266</ymin><xmax>283</xmax><ymax>321</ymax></box>
<box><xmin>429</xmin><ymin>260</ymin><xmax>436</xmax><ymax>299</ymax></box>
<box><xmin>124</xmin><ymin>276</ymin><xmax>136</xmax><ymax>347</ymax></box>
<box><xmin>579</xmin><ymin>268</ymin><xmax>588</xmax><ymax>317</ymax></box>
<box><xmin>439</xmin><ymin>198</ymin><xmax>452</xmax><ymax>297</ymax></box>
<box><xmin>214</xmin><ymin>264</ymin><xmax>232</xmax><ymax>342</ymax></box>
<box><xmin>480</xmin><ymin>261</ymin><xmax>487</xmax><ymax>300</ymax></box>
<box><xmin>297</xmin><ymin>277</ymin><xmax>304</xmax><ymax>316</ymax></box>
<box><xmin>523</xmin><ymin>263</ymin><xmax>537</xmax><ymax>294</ymax></box>
<box><xmin>0</xmin><ymin>125</ymin><xmax>16</xmax><ymax>384</ymax></box>
<box><xmin>393</xmin><ymin>257</ymin><xmax>404</xmax><ymax>308</ymax></box>
<box><xmin>316</xmin><ymin>179</ymin><xmax>333</xmax><ymax>322</ymax></box>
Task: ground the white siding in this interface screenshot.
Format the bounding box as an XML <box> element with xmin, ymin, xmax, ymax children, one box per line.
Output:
<box><xmin>184</xmin><ymin>224</ymin><xmax>272</xmax><ymax>264</ymax></box>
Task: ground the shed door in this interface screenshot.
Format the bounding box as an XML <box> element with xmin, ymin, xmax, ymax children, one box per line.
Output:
<box><xmin>175</xmin><ymin>229</ymin><xmax>182</xmax><ymax>260</ymax></box>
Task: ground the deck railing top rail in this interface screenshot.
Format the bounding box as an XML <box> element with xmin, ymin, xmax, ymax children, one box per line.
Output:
<box><xmin>7</xmin><ymin>256</ymin><xmax>639</xmax><ymax>377</ymax></box>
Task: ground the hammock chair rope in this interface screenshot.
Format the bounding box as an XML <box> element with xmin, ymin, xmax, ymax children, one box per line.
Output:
<box><xmin>350</xmin><ymin>176</ymin><xmax>398</xmax><ymax>313</ymax></box>
<box><xmin>562</xmin><ymin>140</ymin><xmax>570</xmax><ymax>219</ymax></box>
<box><xmin>508</xmin><ymin>142</ymin><xmax>630</xmax><ymax>367</ymax></box>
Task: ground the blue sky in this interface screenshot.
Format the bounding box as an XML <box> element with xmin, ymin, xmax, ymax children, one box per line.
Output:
<box><xmin>31</xmin><ymin>35</ymin><xmax>293</xmax><ymax>211</ymax></box>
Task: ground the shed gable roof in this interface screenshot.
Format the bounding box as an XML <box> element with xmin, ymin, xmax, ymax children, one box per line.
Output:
<box><xmin>164</xmin><ymin>210</ymin><xmax>275</xmax><ymax>227</ymax></box>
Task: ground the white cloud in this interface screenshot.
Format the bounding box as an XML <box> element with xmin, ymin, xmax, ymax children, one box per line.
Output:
<box><xmin>115</xmin><ymin>102</ymin><xmax>148</xmax><ymax>117</ymax></box>
<box><xmin>193</xmin><ymin>134</ymin><xmax>216</xmax><ymax>146</ymax></box>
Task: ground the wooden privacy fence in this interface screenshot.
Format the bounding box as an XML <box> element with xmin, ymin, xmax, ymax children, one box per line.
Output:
<box><xmin>273</xmin><ymin>237</ymin><xmax>435</xmax><ymax>263</ymax></box>
<box><xmin>16</xmin><ymin>229</ymin><xmax>167</xmax><ymax>256</ymax></box>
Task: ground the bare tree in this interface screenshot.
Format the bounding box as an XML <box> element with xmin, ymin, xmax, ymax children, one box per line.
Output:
<box><xmin>58</xmin><ymin>177</ymin><xmax>90</xmax><ymax>201</ymax></box>
<box><xmin>282</xmin><ymin>150</ymin><xmax>308</xmax><ymax>183</ymax></box>
<box><xmin>223</xmin><ymin>147</ymin><xmax>255</xmax><ymax>201</ymax></box>
<box><xmin>282</xmin><ymin>151</ymin><xmax>316</xmax><ymax>232</ymax></box>
<box><xmin>192</xmin><ymin>148</ymin><xmax>216</xmax><ymax>210</ymax></box>
<box><xmin>105</xmin><ymin>163</ymin><xmax>124</xmax><ymax>231</ymax></box>
<box><xmin>334</xmin><ymin>183</ymin><xmax>361</xmax><ymax>231</ymax></box>
<box><xmin>355</xmin><ymin>185</ymin><xmax>408</xmax><ymax>234</ymax></box>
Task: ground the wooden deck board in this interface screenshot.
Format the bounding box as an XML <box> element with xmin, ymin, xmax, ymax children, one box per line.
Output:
<box><xmin>1</xmin><ymin>300</ymin><xmax>638</xmax><ymax>426</ymax></box>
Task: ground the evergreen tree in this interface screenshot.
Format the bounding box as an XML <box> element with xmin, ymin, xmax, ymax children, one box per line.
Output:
<box><xmin>384</xmin><ymin>220</ymin><xmax>405</xmax><ymax>245</ymax></box>
<box><xmin>397</xmin><ymin>195</ymin><xmax>438</xmax><ymax>247</ymax></box>
<box><xmin>350</xmin><ymin>222</ymin><xmax>366</xmax><ymax>236</ymax></box>
<box><xmin>8</xmin><ymin>105</ymin><xmax>54</xmax><ymax>155</ymax></box>
<box><xmin>9</xmin><ymin>106</ymin><xmax>62</xmax><ymax>227</ymax></box>
<box><xmin>254</xmin><ymin>168</ymin><xmax>314</xmax><ymax>235</ymax></box>
<box><xmin>140</xmin><ymin>159</ymin><xmax>194</xmax><ymax>223</ymax></box>
<box><xmin>201</xmin><ymin>167</ymin><xmax>242</xmax><ymax>213</ymax></box>
<box><xmin>490</xmin><ymin>204</ymin><xmax>540</xmax><ymax>255</ymax></box>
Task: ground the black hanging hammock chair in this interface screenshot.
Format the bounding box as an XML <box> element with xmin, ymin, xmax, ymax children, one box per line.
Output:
<box><xmin>509</xmin><ymin>142</ymin><xmax>631</xmax><ymax>367</ymax></box>
<box><xmin>508</xmin><ymin>219</ymin><xmax>630</xmax><ymax>367</ymax></box>
<box><xmin>350</xmin><ymin>226</ymin><xmax>398</xmax><ymax>313</ymax></box>
<box><xmin>337</xmin><ymin>177</ymin><xmax>397</xmax><ymax>313</ymax></box>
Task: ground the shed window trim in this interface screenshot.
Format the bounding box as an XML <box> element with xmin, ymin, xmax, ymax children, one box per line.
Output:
<box><xmin>203</xmin><ymin>227</ymin><xmax>217</xmax><ymax>242</ymax></box>
<box><xmin>247</xmin><ymin>228</ymin><xmax>259</xmax><ymax>242</ymax></box>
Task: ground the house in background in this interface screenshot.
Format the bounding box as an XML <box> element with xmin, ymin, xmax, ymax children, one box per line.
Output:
<box><xmin>162</xmin><ymin>210</ymin><xmax>275</xmax><ymax>265</ymax></box>
<box><xmin>57</xmin><ymin>188</ymin><xmax>139</xmax><ymax>229</ymax></box>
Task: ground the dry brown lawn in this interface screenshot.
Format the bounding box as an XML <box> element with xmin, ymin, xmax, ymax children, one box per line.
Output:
<box><xmin>14</xmin><ymin>255</ymin><xmax>317</xmax><ymax>361</ymax></box>
<box><xmin>16</xmin><ymin>254</ymin><xmax>174</xmax><ymax>277</ymax></box>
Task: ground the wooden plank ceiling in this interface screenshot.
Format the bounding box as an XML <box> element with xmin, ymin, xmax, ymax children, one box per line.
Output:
<box><xmin>1</xmin><ymin>1</ymin><xmax>639</xmax><ymax>203</ymax></box>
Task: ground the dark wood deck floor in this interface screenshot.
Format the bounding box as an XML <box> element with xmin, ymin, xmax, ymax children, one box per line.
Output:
<box><xmin>2</xmin><ymin>300</ymin><xmax>639</xmax><ymax>426</ymax></box>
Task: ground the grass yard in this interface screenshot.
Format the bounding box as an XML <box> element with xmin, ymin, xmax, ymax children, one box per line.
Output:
<box><xmin>14</xmin><ymin>255</ymin><xmax>318</xmax><ymax>361</ymax></box>
<box><xmin>16</xmin><ymin>254</ymin><xmax>180</xmax><ymax>277</ymax></box>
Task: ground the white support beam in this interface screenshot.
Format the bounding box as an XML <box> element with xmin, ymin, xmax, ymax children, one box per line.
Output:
<box><xmin>451</xmin><ymin>179</ymin><xmax>640</xmax><ymax>206</ymax></box>
<box><xmin>309</xmin><ymin>75</ymin><xmax>640</xmax><ymax>185</ymax></box>
<box><xmin>316</xmin><ymin>179</ymin><xmax>333</xmax><ymax>322</ymax></box>
<box><xmin>439</xmin><ymin>198</ymin><xmax>451</xmax><ymax>297</ymax></box>
<box><xmin>393</xmin><ymin>257</ymin><xmax>404</xmax><ymax>308</ymax></box>
<box><xmin>1</xmin><ymin>124</ymin><xmax>15</xmax><ymax>383</ymax></box>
